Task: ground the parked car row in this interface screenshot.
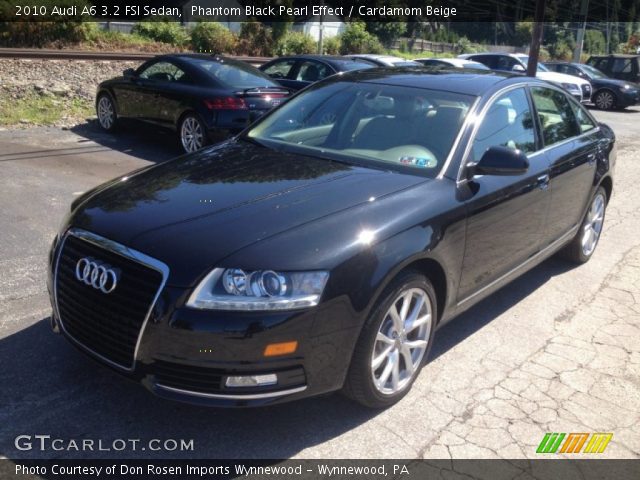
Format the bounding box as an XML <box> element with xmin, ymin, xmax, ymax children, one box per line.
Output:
<box><xmin>543</xmin><ymin>60</ymin><xmax>640</xmax><ymax>110</ymax></box>
<box><xmin>458</xmin><ymin>53</ymin><xmax>592</xmax><ymax>102</ymax></box>
<box><xmin>95</xmin><ymin>52</ymin><xmax>638</xmax><ymax>154</ymax></box>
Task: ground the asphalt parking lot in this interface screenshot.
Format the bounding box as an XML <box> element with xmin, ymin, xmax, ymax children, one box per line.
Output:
<box><xmin>1</xmin><ymin>108</ymin><xmax>639</xmax><ymax>461</ymax></box>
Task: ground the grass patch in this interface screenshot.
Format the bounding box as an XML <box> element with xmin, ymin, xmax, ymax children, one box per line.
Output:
<box><xmin>0</xmin><ymin>91</ymin><xmax>93</xmax><ymax>127</ymax></box>
<box><xmin>78</xmin><ymin>29</ymin><xmax>179</xmax><ymax>53</ymax></box>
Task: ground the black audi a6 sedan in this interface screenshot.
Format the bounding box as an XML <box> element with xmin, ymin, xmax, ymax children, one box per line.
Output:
<box><xmin>95</xmin><ymin>54</ymin><xmax>290</xmax><ymax>153</ymax></box>
<box><xmin>50</xmin><ymin>68</ymin><xmax>615</xmax><ymax>408</ymax></box>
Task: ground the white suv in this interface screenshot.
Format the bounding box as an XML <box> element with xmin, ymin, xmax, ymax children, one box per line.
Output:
<box><xmin>460</xmin><ymin>53</ymin><xmax>592</xmax><ymax>102</ymax></box>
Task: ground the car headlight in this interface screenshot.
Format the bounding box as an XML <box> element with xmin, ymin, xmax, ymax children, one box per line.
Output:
<box><xmin>621</xmin><ymin>84</ymin><xmax>631</xmax><ymax>90</ymax></box>
<box><xmin>186</xmin><ymin>268</ymin><xmax>329</xmax><ymax>311</ymax></box>
<box><xmin>561</xmin><ymin>82</ymin><xmax>580</xmax><ymax>92</ymax></box>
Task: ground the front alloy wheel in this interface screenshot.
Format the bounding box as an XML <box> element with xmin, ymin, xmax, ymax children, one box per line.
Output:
<box><xmin>371</xmin><ymin>288</ymin><xmax>432</xmax><ymax>395</ymax></box>
<box><xmin>179</xmin><ymin>114</ymin><xmax>206</xmax><ymax>153</ymax></box>
<box><xmin>594</xmin><ymin>90</ymin><xmax>616</xmax><ymax>110</ymax></box>
<box><xmin>96</xmin><ymin>94</ymin><xmax>117</xmax><ymax>131</ymax></box>
<box><xmin>344</xmin><ymin>271</ymin><xmax>436</xmax><ymax>408</ymax></box>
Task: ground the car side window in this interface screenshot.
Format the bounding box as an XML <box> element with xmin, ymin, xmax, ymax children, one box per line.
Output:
<box><xmin>567</xmin><ymin>66</ymin><xmax>583</xmax><ymax>77</ymax></box>
<box><xmin>296</xmin><ymin>61</ymin><xmax>330</xmax><ymax>82</ymax></box>
<box><xmin>470</xmin><ymin>55</ymin><xmax>495</xmax><ymax>69</ymax></box>
<box><xmin>139</xmin><ymin>61</ymin><xmax>186</xmax><ymax>83</ymax></box>
<box><xmin>591</xmin><ymin>58</ymin><xmax>609</xmax><ymax>72</ymax></box>
<box><xmin>531</xmin><ymin>87</ymin><xmax>580</xmax><ymax>146</ymax></box>
<box><xmin>496</xmin><ymin>56</ymin><xmax>517</xmax><ymax>71</ymax></box>
<box><xmin>263</xmin><ymin>59</ymin><xmax>296</xmax><ymax>79</ymax></box>
<box><xmin>570</xmin><ymin>102</ymin><xmax>597</xmax><ymax>133</ymax></box>
<box><xmin>472</xmin><ymin>88</ymin><xmax>536</xmax><ymax>162</ymax></box>
<box><xmin>612</xmin><ymin>58</ymin><xmax>632</xmax><ymax>73</ymax></box>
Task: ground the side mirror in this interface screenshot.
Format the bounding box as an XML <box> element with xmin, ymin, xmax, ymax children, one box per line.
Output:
<box><xmin>123</xmin><ymin>68</ymin><xmax>136</xmax><ymax>78</ymax></box>
<box><xmin>470</xmin><ymin>146</ymin><xmax>529</xmax><ymax>177</ymax></box>
<box><xmin>511</xmin><ymin>64</ymin><xmax>526</xmax><ymax>73</ymax></box>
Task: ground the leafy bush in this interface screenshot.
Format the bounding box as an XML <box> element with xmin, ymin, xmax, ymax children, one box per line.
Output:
<box><xmin>549</xmin><ymin>40</ymin><xmax>573</xmax><ymax>60</ymax></box>
<box><xmin>132</xmin><ymin>19</ymin><xmax>188</xmax><ymax>46</ymax></box>
<box><xmin>323</xmin><ymin>35</ymin><xmax>341</xmax><ymax>55</ymax></box>
<box><xmin>236</xmin><ymin>22</ymin><xmax>273</xmax><ymax>56</ymax></box>
<box><xmin>454</xmin><ymin>36</ymin><xmax>475</xmax><ymax>54</ymax></box>
<box><xmin>366</xmin><ymin>22</ymin><xmax>406</xmax><ymax>48</ymax></box>
<box><xmin>538</xmin><ymin>47</ymin><xmax>551</xmax><ymax>61</ymax></box>
<box><xmin>339</xmin><ymin>22</ymin><xmax>383</xmax><ymax>54</ymax></box>
<box><xmin>584</xmin><ymin>29</ymin><xmax>606</xmax><ymax>54</ymax></box>
<box><xmin>274</xmin><ymin>31</ymin><xmax>316</xmax><ymax>55</ymax></box>
<box><xmin>0</xmin><ymin>0</ymin><xmax>90</xmax><ymax>47</ymax></box>
<box><xmin>190</xmin><ymin>22</ymin><xmax>237</xmax><ymax>54</ymax></box>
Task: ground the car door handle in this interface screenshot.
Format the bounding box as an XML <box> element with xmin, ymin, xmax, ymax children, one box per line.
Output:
<box><xmin>537</xmin><ymin>174</ymin><xmax>550</xmax><ymax>190</ymax></box>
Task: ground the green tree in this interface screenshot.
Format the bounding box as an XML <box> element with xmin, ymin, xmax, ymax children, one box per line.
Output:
<box><xmin>366</xmin><ymin>22</ymin><xmax>406</xmax><ymax>48</ymax></box>
<box><xmin>190</xmin><ymin>22</ymin><xmax>237</xmax><ymax>54</ymax></box>
<box><xmin>236</xmin><ymin>22</ymin><xmax>273</xmax><ymax>56</ymax></box>
<box><xmin>339</xmin><ymin>21</ymin><xmax>383</xmax><ymax>54</ymax></box>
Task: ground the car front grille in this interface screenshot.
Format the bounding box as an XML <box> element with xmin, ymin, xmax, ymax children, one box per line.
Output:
<box><xmin>154</xmin><ymin>360</ymin><xmax>224</xmax><ymax>394</ymax></box>
<box><xmin>582</xmin><ymin>84</ymin><xmax>592</xmax><ymax>98</ymax></box>
<box><xmin>54</xmin><ymin>231</ymin><xmax>166</xmax><ymax>370</ymax></box>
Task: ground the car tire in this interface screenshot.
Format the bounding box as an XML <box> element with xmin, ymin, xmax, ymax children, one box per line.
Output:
<box><xmin>343</xmin><ymin>270</ymin><xmax>437</xmax><ymax>408</ymax></box>
<box><xmin>560</xmin><ymin>186</ymin><xmax>607</xmax><ymax>264</ymax></box>
<box><xmin>178</xmin><ymin>113</ymin><xmax>208</xmax><ymax>153</ymax></box>
<box><xmin>593</xmin><ymin>90</ymin><xmax>616</xmax><ymax>110</ymax></box>
<box><xmin>96</xmin><ymin>93</ymin><xmax>118</xmax><ymax>132</ymax></box>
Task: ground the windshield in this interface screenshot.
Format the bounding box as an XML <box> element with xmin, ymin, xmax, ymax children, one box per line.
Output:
<box><xmin>581</xmin><ymin>64</ymin><xmax>607</xmax><ymax>79</ymax></box>
<box><xmin>517</xmin><ymin>55</ymin><xmax>548</xmax><ymax>72</ymax></box>
<box><xmin>187</xmin><ymin>58</ymin><xmax>277</xmax><ymax>89</ymax></box>
<box><xmin>246</xmin><ymin>81</ymin><xmax>475</xmax><ymax>177</ymax></box>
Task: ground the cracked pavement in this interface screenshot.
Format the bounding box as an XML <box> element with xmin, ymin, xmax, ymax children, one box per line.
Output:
<box><xmin>0</xmin><ymin>110</ymin><xmax>639</xmax><ymax>461</ymax></box>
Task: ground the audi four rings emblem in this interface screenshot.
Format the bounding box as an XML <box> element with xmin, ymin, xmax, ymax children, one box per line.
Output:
<box><xmin>75</xmin><ymin>257</ymin><xmax>119</xmax><ymax>294</ymax></box>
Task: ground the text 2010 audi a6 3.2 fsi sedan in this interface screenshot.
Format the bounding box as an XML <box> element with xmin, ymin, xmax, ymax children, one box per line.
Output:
<box><xmin>48</xmin><ymin>68</ymin><xmax>615</xmax><ymax>408</ymax></box>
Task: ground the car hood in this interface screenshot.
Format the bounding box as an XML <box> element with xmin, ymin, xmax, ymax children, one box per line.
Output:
<box><xmin>537</xmin><ymin>71</ymin><xmax>590</xmax><ymax>87</ymax></box>
<box><xmin>69</xmin><ymin>141</ymin><xmax>427</xmax><ymax>286</ymax></box>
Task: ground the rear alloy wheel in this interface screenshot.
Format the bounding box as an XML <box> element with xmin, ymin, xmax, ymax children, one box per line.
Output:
<box><xmin>560</xmin><ymin>187</ymin><xmax>607</xmax><ymax>263</ymax></box>
<box><xmin>594</xmin><ymin>90</ymin><xmax>616</xmax><ymax>110</ymax></box>
<box><xmin>179</xmin><ymin>114</ymin><xmax>207</xmax><ymax>153</ymax></box>
<box><xmin>343</xmin><ymin>271</ymin><xmax>436</xmax><ymax>408</ymax></box>
<box><xmin>96</xmin><ymin>94</ymin><xmax>117</xmax><ymax>131</ymax></box>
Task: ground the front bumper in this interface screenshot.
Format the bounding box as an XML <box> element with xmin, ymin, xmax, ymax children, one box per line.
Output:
<box><xmin>618</xmin><ymin>88</ymin><xmax>640</xmax><ymax>107</ymax></box>
<box><xmin>48</xmin><ymin>232</ymin><xmax>361</xmax><ymax>407</ymax></box>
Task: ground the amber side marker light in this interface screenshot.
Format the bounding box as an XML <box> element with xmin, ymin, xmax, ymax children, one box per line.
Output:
<box><xmin>264</xmin><ymin>341</ymin><xmax>298</xmax><ymax>357</ymax></box>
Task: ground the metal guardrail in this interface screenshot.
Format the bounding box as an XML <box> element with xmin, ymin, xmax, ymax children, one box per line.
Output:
<box><xmin>0</xmin><ymin>48</ymin><xmax>271</xmax><ymax>65</ymax></box>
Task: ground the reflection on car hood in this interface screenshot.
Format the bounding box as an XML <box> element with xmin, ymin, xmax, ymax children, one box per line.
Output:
<box><xmin>70</xmin><ymin>141</ymin><xmax>426</xmax><ymax>286</ymax></box>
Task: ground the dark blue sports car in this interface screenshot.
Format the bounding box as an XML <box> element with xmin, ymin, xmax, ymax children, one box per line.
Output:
<box><xmin>96</xmin><ymin>54</ymin><xmax>290</xmax><ymax>153</ymax></box>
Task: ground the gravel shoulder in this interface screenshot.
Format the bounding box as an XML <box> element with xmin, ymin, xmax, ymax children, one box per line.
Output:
<box><xmin>0</xmin><ymin>58</ymin><xmax>140</xmax><ymax>128</ymax></box>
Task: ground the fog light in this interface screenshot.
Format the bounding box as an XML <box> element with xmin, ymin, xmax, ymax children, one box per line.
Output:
<box><xmin>225</xmin><ymin>374</ymin><xmax>278</xmax><ymax>388</ymax></box>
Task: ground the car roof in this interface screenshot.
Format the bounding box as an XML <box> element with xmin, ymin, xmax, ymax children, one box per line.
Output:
<box><xmin>267</xmin><ymin>54</ymin><xmax>363</xmax><ymax>62</ymax></box>
<box><xmin>467</xmin><ymin>52</ymin><xmax>524</xmax><ymax>57</ymax></box>
<box><xmin>334</xmin><ymin>67</ymin><xmax>537</xmax><ymax>96</ymax></box>
<box><xmin>589</xmin><ymin>54</ymin><xmax>639</xmax><ymax>58</ymax></box>
<box><xmin>350</xmin><ymin>54</ymin><xmax>401</xmax><ymax>60</ymax></box>
<box><xmin>157</xmin><ymin>53</ymin><xmax>248</xmax><ymax>65</ymax></box>
<box><xmin>419</xmin><ymin>58</ymin><xmax>481</xmax><ymax>65</ymax></box>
